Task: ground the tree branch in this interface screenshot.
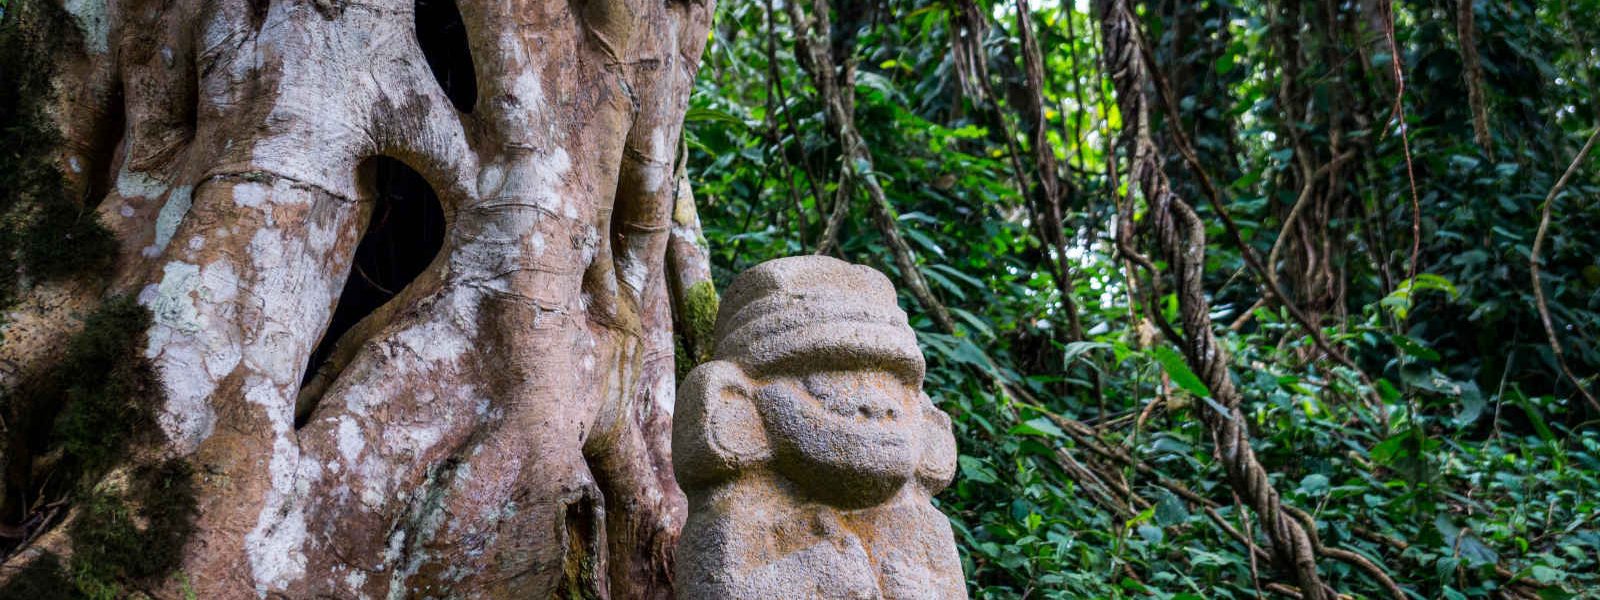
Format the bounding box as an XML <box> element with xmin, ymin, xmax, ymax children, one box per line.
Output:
<box><xmin>1529</xmin><ymin>127</ymin><xmax>1600</xmax><ymax>413</ymax></box>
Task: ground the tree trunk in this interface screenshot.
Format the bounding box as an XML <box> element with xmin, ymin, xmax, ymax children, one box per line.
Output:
<box><xmin>0</xmin><ymin>0</ymin><xmax>713</xmax><ymax>596</ymax></box>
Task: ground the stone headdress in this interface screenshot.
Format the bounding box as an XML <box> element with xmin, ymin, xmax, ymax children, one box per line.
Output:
<box><xmin>711</xmin><ymin>255</ymin><xmax>925</xmax><ymax>384</ymax></box>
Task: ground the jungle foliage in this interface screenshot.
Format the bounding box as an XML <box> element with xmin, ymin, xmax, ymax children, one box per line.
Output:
<box><xmin>685</xmin><ymin>0</ymin><xmax>1600</xmax><ymax>597</ymax></box>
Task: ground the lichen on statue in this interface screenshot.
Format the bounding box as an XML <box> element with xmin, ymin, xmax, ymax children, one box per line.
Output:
<box><xmin>673</xmin><ymin>255</ymin><xmax>966</xmax><ymax>599</ymax></box>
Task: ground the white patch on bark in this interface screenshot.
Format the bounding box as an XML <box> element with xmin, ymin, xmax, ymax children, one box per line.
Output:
<box><xmin>621</xmin><ymin>257</ymin><xmax>649</xmax><ymax>294</ymax></box>
<box><xmin>244</xmin><ymin>9</ymin><xmax>380</xmax><ymax>200</ymax></box>
<box><xmin>153</xmin><ymin>185</ymin><xmax>195</xmax><ymax>252</ymax></box>
<box><xmin>197</xmin><ymin>11</ymin><xmax>260</xmax><ymax>111</ymax></box>
<box><xmin>642</xmin><ymin>128</ymin><xmax>670</xmax><ymax>193</ymax></box>
<box><xmin>654</xmin><ymin>368</ymin><xmax>675</xmax><ymax>416</ymax></box>
<box><xmin>393</xmin><ymin>318</ymin><xmax>471</xmax><ymax>365</ymax></box>
<box><xmin>234</xmin><ymin>181</ymin><xmax>270</xmax><ymax>208</ymax></box>
<box><xmin>497</xmin><ymin>149</ymin><xmax>570</xmax><ymax>212</ymax></box>
<box><xmin>357</xmin><ymin>457</ymin><xmax>388</xmax><ymax>508</ymax></box>
<box><xmin>343</xmin><ymin>570</ymin><xmax>368</xmax><ymax>597</ymax></box>
<box><xmin>145</xmin><ymin>326</ymin><xmax>209</xmax><ymax>449</ymax></box>
<box><xmin>144</xmin><ymin>257</ymin><xmax>247</xmax><ymax>459</ymax></box>
<box><xmin>528</xmin><ymin>230</ymin><xmax>546</xmax><ymax>256</ymax></box>
<box><xmin>384</xmin><ymin>471</ymin><xmax>454</xmax><ymax>599</ymax></box>
<box><xmin>243</xmin><ymin>377</ymin><xmax>318</xmax><ymax>596</ymax></box>
<box><xmin>338</xmin><ymin>416</ymin><xmax>365</xmax><ymax>462</ymax></box>
<box><xmin>513</xmin><ymin>71</ymin><xmax>544</xmax><ymax>110</ymax></box>
<box><xmin>198</xmin><ymin>261</ymin><xmax>244</xmax><ymax>378</ymax></box>
<box><xmin>242</xmin><ymin>218</ymin><xmax>336</xmax><ymax>385</ymax></box>
<box><xmin>62</xmin><ymin>0</ymin><xmax>109</xmax><ymax>54</ymax></box>
<box><xmin>306</xmin><ymin>213</ymin><xmax>340</xmax><ymax>261</ymax></box>
<box><xmin>476</xmin><ymin>163</ymin><xmax>504</xmax><ymax>198</ymax></box>
<box><xmin>117</xmin><ymin>168</ymin><xmax>169</xmax><ymax>199</ymax></box>
<box><xmin>382</xmin><ymin>529</ymin><xmax>406</xmax><ymax>569</ymax></box>
<box><xmin>148</xmin><ymin>262</ymin><xmax>203</xmax><ymax>335</ymax></box>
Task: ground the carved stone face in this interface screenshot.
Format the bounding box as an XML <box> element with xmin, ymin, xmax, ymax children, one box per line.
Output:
<box><xmin>756</xmin><ymin>369</ymin><xmax>922</xmax><ymax>508</ymax></box>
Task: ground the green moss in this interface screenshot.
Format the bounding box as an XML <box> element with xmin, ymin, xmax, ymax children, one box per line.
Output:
<box><xmin>0</xmin><ymin>297</ymin><xmax>193</xmax><ymax>598</ymax></box>
<box><xmin>673</xmin><ymin>279</ymin><xmax>719</xmax><ymax>381</ymax></box>
<box><xmin>0</xmin><ymin>1</ymin><xmax>117</xmax><ymax>306</ymax></box>
<box><xmin>68</xmin><ymin>492</ymin><xmax>137</xmax><ymax>599</ymax></box>
<box><xmin>0</xmin><ymin>7</ymin><xmax>187</xmax><ymax>598</ymax></box>
<box><xmin>683</xmin><ymin>279</ymin><xmax>719</xmax><ymax>361</ymax></box>
<box><xmin>20</xmin><ymin>201</ymin><xmax>119</xmax><ymax>282</ymax></box>
<box><xmin>69</xmin><ymin>460</ymin><xmax>197</xmax><ymax>597</ymax></box>
<box><xmin>2</xmin><ymin>295</ymin><xmax>155</xmax><ymax>522</ymax></box>
<box><xmin>673</xmin><ymin>338</ymin><xmax>692</xmax><ymax>381</ymax></box>
<box><xmin>49</xmin><ymin>296</ymin><xmax>159</xmax><ymax>473</ymax></box>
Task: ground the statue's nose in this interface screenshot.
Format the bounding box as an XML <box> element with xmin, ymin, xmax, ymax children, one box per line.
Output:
<box><xmin>855</xmin><ymin>402</ymin><xmax>899</xmax><ymax>420</ymax></box>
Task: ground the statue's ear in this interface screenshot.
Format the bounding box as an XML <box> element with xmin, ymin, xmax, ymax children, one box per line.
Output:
<box><xmin>673</xmin><ymin>360</ymin><xmax>771</xmax><ymax>491</ymax></box>
<box><xmin>914</xmin><ymin>393</ymin><xmax>958</xmax><ymax>493</ymax></box>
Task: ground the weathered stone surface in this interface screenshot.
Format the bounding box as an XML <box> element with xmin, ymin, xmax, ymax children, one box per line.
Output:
<box><xmin>673</xmin><ymin>255</ymin><xmax>966</xmax><ymax>599</ymax></box>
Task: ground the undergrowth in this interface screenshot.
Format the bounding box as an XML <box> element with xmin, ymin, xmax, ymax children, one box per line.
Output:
<box><xmin>1</xmin><ymin>5</ymin><xmax>194</xmax><ymax>595</ymax></box>
<box><xmin>0</xmin><ymin>295</ymin><xmax>194</xmax><ymax>599</ymax></box>
<box><xmin>0</xmin><ymin>0</ymin><xmax>116</xmax><ymax>308</ymax></box>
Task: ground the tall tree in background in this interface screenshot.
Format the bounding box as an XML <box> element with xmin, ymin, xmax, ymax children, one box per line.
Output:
<box><xmin>0</xmin><ymin>0</ymin><xmax>712</xmax><ymax>596</ymax></box>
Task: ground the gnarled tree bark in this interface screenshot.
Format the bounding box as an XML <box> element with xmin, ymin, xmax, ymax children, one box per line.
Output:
<box><xmin>0</xmin><ymin>0</ymin><xmax>713</xmax><ymax>596</ymax></box>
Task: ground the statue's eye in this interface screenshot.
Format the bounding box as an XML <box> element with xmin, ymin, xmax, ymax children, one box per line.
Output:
<box><xmin>799</xmin><ymin>372</ymin><xmax>865</xmax><ymax>415</ymax></box>
<box><xmin>800</xmin><ymin>374</ymin><xmax>835</xmax><ymax>400</ymax></box>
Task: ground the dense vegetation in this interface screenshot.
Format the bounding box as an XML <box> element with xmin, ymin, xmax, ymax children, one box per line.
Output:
<box><xmin>685</xmin><ymin>0</ymin><xmax>1600</xmax><ymax>597</ymax></box>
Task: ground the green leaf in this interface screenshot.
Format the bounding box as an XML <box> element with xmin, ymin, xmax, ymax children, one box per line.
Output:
<box><xmin>1061</xmin><ymin>341</ymin><xmax>1111</xmax><ymax>367</ymax></box>
<box><xmin>1136</xmin><ymin>523</ymin><xmax>1164</xmax><ymax>544</ymax></box>
<box><xmin>1010</xmin><ymin>417</ymin><xmax>1065</xmax><ymax>439</ymax></box>
<box><xmin>1153</xmin><ymin>492</ymin><xmax>1189</xmax><ymax>526</ymax></box>
<box><xmin>1370</xmin><ymin>431</ymin><xmax>1410</xmax><ymax>464</ymax></box>
<box><xmin>1297</xmin><ymin>474</ymin><xmax>1331</xmax><ymax>497</ymax></box>
<box><xmin>1153</xmin><ymin>346</ymin><xmax>1211</xmax><ymax>398</ymax></box>
<box><xmin>1214</xmin><ymin>53</ymin><xmax>1236</xmax><ymax>75</ymax></box>
<box><xmin>1125</xmin><ymin>506</ymin><xmax>1156</xmax><ymax>529</ymax></box>
<box><xmin>902</xmin><ymin>227</ymin><xmax>946</xmax><ymax>258</ymax></box>
<box><xmin>1375</xmin><ymin>378</ymin><xmax>1401</xmax><ymax>404</ymax></box>
<box><xmin>684</xmin><ymin>107</ymin><xmax>748</xmax><ymax>129</ymax></box>
<box><xmin>923</xmin><ymin>269</ymin><xmax>967</xmax><ymax>301</ymax></box>
<box><xmin>928</xmin><ymin>263</ymin><xmax>985</xmax><ymax>289</ymax></box>
<box><xmin>958</xmin><ymin>455</ymin><xmax>997</xmax><ymax>484</ymax></box>
<box><xmin>1390</xmin><ymin>334</ymin><xmax>1440</xmax><ymax>361</ymax></box>
<box><xmin>1531</xmin><ymin>566</ymin><xmax>1564</xmax><ymax>585</ymax></box>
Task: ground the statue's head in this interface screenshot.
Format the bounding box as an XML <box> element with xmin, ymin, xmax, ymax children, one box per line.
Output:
<box><xmin>673</xmin><ymin>256</ymin><xmax>956</xmax><ymax>509</ymax></box>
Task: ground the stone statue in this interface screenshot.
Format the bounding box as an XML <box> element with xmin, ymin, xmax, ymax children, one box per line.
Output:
<box><xmin>673</xmin><ymin>256</ymin><xmax>966</xmax><ymax>599</ymax></box>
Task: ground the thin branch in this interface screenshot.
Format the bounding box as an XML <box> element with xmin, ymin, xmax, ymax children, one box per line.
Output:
<box><xmin>1456</xmin><ymin>0</ymin><xmax>1492</xmax><ymax>152</ymax></box>
<box><xmin>1268</xmin><ymin>149</ymin><xmax>1355</xmax><ymax>295</ymax></box>
<box><xmin>788</xmin><ymin>0</ymin><xmax>957</xmax><ymax>333</ymax></box>
<box><xmin>1380</xmin><ymin>0</ymin><xmax>1423</xmax><ymax>284</ymax></box>
<box><xmin>1530</xmin><ymin>127</ymin><xmax>1600</xmax><ymax>413</ymax></box>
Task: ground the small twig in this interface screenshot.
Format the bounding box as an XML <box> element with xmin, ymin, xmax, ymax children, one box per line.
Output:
<box><xmin>1230</xmin><ymin>298</ymin><xmax>1267</xmax><ymax>331</ymax></box>
<box><xmin>353</xmin><ymin>263</ymin><xmax>395</xmax><ymax>297</ymax></box>
<box><xmin>1264</xmin><ymin>583</ymin><xmax>1304</xmax><ymax>599</ymax></box>
<box><xmin>1236</xmin><ymin>490</ymin><xmax>1267</xmax><ymax>600</ymax></box>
